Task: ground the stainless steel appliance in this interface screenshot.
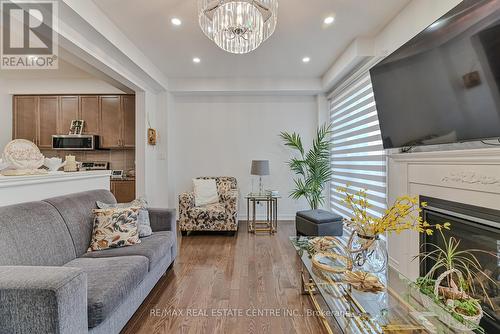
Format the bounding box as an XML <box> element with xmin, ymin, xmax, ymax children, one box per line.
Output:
<box><xmin>80</xmin><ymin>161</ymin><xmax>109</xmax><ymax>171</ymax></box>
<box><xmin>52</xmin><ymin>135</ymin><xmax>99</xmax><ymax>150</ymax></box>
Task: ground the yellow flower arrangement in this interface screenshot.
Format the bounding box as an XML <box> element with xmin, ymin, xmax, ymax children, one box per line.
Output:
<box><xmin>337</xmin><ymin>185</ymin><xmax>450</xmax><ymax>237</ymax></box>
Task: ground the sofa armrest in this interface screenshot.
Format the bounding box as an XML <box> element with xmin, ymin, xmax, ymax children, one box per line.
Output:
<box><xmin>179</xmin><ymin>192</ymin><xmax>195</xmax><ymax>215</ymax></box>
<box><xmin>220</xmin><ymin>190</ymin><xmax>238</xmax><ymax>216</ymax></box>
<box><xmin>148</xmin><ymin>208</ymin><xmax>177</xmax><ymax>232</ymax></box>
<box><xmin>0</xmin><ymin>266</ymin><xmax>87</xmax><ymax>334</ymax></box>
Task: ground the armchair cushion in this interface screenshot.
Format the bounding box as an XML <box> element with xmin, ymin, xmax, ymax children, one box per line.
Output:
<box><xmin>193</xmin><ymin>179</ymin><xmax>219</xmax><ymax>206</ymax></box>
<box><xmin>188</xmin><ymin>203</ymin><xmax>228</xmax><ymax>221</ymax></box>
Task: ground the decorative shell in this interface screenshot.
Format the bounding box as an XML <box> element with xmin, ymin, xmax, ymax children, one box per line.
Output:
<box><xmin>345</xmin><ymin>271</ymin><xmax>385</xmax><ymax>293</ymax></box>
<box><xmin>3</xmin><ymin>139</ymin><xmax>45</xmax><ymax>170</ymax></box>
<box><xmin>310</xmin><ymin>237</ymin><xmax>336</xmax><ymax>252</ymax></box>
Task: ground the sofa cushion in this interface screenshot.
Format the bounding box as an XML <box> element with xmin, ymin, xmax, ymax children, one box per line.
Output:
<box><xmin>0</xmin><ymin>201</ymin><xmax>76</xmax><ymax>266</ymax></box>
<box><xmin>88</xmin><ymin>207</ymin><xmax>141</xmax><ymax>251</ymax></box>
<box><xmin>64</xmin><ymin>256</ymin><xmax>148</xmax><ymax>328</ymax></box>
<box><xmin>44</xmin><ymin>190</ymin><xmax>117</xmax><ymax>256</ymax></box>
<box><xmin>97</xmin><ymin>198</ymin><xmax>152</xmax><ymax>237</ymax></box>
<box><xmin>81</xmin><ymin>231</ymin><xmax>175</xmax><ymax>271</ymax></box>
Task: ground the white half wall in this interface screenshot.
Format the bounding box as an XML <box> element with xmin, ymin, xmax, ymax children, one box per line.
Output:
<box><xmin>170</xmin><ymin>94</ymin><xmax>319</xmax><ymax>220</ymax></box>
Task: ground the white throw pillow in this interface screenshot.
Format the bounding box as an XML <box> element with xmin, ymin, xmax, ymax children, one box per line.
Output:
<box><xmin>193</xmin><ymin>179</ymin><xmax>219</xmax><ymax>207</ymax></box>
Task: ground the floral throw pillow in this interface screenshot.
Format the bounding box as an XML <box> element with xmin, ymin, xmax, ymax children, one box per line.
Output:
<box><xmin>88</xmin><ymin>207</ymin><xmax>141</xmax><ymax>251</ymax></box>
<box><xmin>96</xmin><ymin>198</ymin><xmax>152</xmax><ymax>237</ymax></box>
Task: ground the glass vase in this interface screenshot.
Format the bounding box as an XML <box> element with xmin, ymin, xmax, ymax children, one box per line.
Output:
<box><xmin>349</xmin><ymin>232</ymin><xmax>388</xmax><ymax>274</ymax></box>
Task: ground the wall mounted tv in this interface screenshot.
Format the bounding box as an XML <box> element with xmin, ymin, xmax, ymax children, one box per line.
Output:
<box><xmin>370</xmin><ymin>0</ymin><xmax>500</xmax><ymax>149</ymax></box>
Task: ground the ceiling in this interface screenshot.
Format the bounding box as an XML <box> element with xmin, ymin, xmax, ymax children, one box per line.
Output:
<box><xmin>92</xmin><ymin>0</ymin><xmax>410</xmax><ymax>79</ymax></box>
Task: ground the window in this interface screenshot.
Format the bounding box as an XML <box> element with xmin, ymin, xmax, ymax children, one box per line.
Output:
<box><xmin>329</xmin><ymin>73</ymin><xmax>387</xmax><ymax>218</ymax></box>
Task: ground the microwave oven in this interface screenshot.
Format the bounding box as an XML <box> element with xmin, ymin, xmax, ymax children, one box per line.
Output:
<box><xmin>52</xmin><ymin>135</ymin><xmax>99</xmax><ymax>150</ymax></box>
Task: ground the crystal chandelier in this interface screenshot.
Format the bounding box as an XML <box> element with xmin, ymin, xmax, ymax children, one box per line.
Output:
<box><xmin>198</xmin><ymin>0</ymin><xmax>278</xmax><ymax>54</ymax></box>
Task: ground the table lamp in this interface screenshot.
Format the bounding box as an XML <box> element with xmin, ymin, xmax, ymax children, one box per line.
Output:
<box><xmin>251</xmin><ymin>160</ymin><xmax>270</xmax><ymax>195</ymax></box>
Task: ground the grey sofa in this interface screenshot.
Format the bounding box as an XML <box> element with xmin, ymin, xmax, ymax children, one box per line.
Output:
<box><xmin>0</xmin><ymin>190</ymin><xmax>177</xmax><ymax>334</ymax></box>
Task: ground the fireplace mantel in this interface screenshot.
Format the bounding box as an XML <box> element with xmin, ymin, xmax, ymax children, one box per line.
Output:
<box><xmin>387</xmin><ymin>147</ymin><xmax>500</xmax><ymax>279</ymax></box>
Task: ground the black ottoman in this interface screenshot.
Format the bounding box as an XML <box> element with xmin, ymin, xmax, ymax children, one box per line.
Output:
<box><xmin>295</xmin><ymin>210</ymin><xmax>343</xmax><ymax>236</ymax></box>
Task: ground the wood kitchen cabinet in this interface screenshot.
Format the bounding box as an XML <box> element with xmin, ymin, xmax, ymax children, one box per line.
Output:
<box><xmin>100</xmin><ymin>96</ymin><xmax>122</xmax><ymax>149</ymax></box>
<box><xmin>38</xmin><ymin>96</ymin><xmax>59</xmax><ymax>148</ymax></box>
<box><xmin>58</xmin><ymin>96</ymin><xmax>79</xmax><ymax>134</ymax></box>
<box><xmin>80</xmin><ymin>96</ymin><xmax>100</xmax><ymax>135</ymax></box>
<box><xmin>99</xmin><ymin>95</ymin><xmax>135</xmax><ymax>149</ymax></box>
<box><xmin>121</xmin><ymin>95</ymin><xmax>135</xmax><ymax>148</ymax></box>
<box><xmin>13</xmin><ymin>94</ymin><xmax>135</xmax><ymax>149</ymax></box>
<box><xmin>13</xmin><ymin>96</ymin><xmax>38</xmax><ymax>143</ymax></box>
<box><xmin>111</xmin><ymin>179</ymin><xmax>136</xmax><ymax>203</ymax></box>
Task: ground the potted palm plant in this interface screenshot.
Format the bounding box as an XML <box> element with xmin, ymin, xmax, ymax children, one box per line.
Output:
<box><xmin>280</xmin><ymin>124</ymin><xmax>332</xmax><ymax>210</ymax></box>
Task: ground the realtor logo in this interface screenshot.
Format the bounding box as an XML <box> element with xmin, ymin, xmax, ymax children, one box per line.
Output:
<box><xmin>1</xmin><ymin>0</ymin><xmax>58</xmax><ymax>69</ymax></box>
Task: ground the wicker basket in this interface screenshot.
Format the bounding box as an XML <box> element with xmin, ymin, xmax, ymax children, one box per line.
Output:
<box><xmin>422</xmin><ymin>269</ymin><xmax>483</xmax><ymax>331</ymax></box>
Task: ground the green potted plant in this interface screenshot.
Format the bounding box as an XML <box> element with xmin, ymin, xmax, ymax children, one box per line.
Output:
<box><xmin>280</xmin><ymin>124</ymin><xmax>332</xmax><ymax>210</ymax></box>
<box><xmin>414</xmin><ymin>229</ymin><xmax>497</xmax><ymax>332</ymax></box>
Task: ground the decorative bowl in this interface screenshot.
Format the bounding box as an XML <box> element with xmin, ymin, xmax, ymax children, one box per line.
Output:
<box><xmin>3</xmin><ymin>139</ymin><xmax>45</xmax><ymax>170</ymax></box>
<box><xmin>44</xmin><ymin>157</ymin><xmax>66</xmax><ymax>172</ymax></box>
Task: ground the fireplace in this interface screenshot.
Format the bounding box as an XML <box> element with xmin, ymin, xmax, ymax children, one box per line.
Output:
<box><xmin>420</xmin><ymin>196</ymin><xmax>500</xmax><ymax>333</ymax></box>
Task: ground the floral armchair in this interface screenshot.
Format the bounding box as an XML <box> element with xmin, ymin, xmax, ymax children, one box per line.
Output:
<box><xmin>179</xmin><ymin>177</ymin><xmax>239</xmax><ymax>234</ymax></box>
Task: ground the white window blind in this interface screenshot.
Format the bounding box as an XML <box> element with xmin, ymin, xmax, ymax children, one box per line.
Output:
<box><xmin>329</xmin><ymin>73</ymin><xmax>387</xmax><ymax>218</ymax></box>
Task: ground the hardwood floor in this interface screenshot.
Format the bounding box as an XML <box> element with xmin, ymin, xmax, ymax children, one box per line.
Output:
<box><xmin>121</xmin><ymin>221</ymin><xmax>325</xmax><ymax>334</ymax></box>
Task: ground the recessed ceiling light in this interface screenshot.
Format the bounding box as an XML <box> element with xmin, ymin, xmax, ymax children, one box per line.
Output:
<box><xmin>171</xmin><ymin>18</ymin><xmax>182</xmax><ymax>26</ymax></box>
<box><xmin>302</xmin><ymin>57</ymin><xmax>311</xmax><ymax>63</ymax></box>
<box><xmin>193</xmin><ymin>57</ymin><xmax>201</xmax><ymax>63</ymax></box>
<box><xmin>324</xmin><ymin>16</ymin><xmax>335</xmax><ymax>25</ymax></box>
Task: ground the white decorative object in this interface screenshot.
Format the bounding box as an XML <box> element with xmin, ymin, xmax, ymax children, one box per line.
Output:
<box><xmin>44</xmin><ymin>157</ymin><xmax>67</xmax><ymax>172</ymax></box>
<box><xmin>2</xmin><ymin>139</ymin><xmax>45</xmax><ymax>176</ymax></box>
<box><xmin>442</xmin><ymin>172</ymin><xmax>500</xmax><ymax>186</ymax></box>
<box><xmin>198</xmin><ymin>0</ymin><xmax>278</xmax><ymax>54</ymax></box>
<box><xmin>64</xmin><ymin>155</ymin><xmax>77</xmax><ymax>172</ymax></box>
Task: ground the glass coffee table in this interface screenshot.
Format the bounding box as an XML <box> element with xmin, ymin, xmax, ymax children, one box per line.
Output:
<box><xmin>290</xmin><ymin>236</ymin><xmax>466</xmax><ymax>334</ymax></box>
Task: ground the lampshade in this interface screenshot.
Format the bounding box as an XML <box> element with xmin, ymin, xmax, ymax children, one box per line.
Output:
<box><xmin>251</xmin><ymin>160</ymin><xmax>270</xmax><ymax>176</ymax></box>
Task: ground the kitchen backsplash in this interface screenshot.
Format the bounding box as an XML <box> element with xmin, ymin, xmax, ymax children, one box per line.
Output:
<box><xmin>41</xmin><ymin>149</ymin><xmax>135</xmax><ymax>172</ymax></box>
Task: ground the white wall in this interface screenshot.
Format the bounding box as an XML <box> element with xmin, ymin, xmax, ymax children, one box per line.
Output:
<box><xmin>170</xmin><ymin>94</ymin><xmax>318</xmax><ymax>219</ymax></box>
<box><xmin>0</xmin><ymin>78</ymin><xmax>12</xmax><ymax>150</ymax></box>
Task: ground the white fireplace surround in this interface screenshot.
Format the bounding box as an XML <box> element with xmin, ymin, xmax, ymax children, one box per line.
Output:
<box><xmin>387</xmin><ymin>147</ymin><xmax>500</xmax><ymax>280</ymax></box>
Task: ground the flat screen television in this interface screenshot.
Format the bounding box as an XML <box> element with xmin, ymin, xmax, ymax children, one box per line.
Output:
<box><xmin>370</xmin><ymin>0</ymin><xmax>500</xmax><ymax>149</ymax></box>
